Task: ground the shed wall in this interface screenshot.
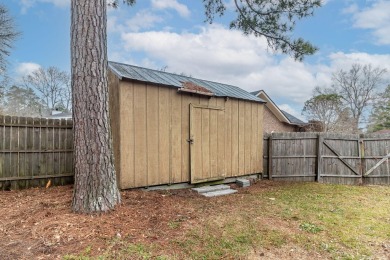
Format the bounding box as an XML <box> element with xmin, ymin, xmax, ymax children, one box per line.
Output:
<box><xmin>116</xmin><ymin>80</ymin><xmax>263</xmax><ymax>189</ymax></box>
<box><xmin>108</xmin><ymin>70</ymin><xmax>121</xmax><ymax>182</ymax></box>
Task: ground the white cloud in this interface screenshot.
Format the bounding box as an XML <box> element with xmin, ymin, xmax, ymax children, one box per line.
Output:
<box><xmin>342</xmin><ymin>3</ymin><xmax>358</xmax><ymax>14</ymax></box>
<box><xmin>121</xmin><ymin>25</ymin><xmax>272</xmax><ymax>78</ymax></box>
<box><xmin>19</xmin><ymin>0</ymin><xmax>69</xmax><ymax>13</ymax></box>
<box><xmin>125</xmin><ymin>10</ymin><xmax>163</xmax><ymax>32</ymax></box>
<box><xmin>114</xmin><ymin>24</ymin><xmax>390</xmax><ymax>109</ymax></box>
<box><xmin>119</xmin><ymin>25</ymin><xmax>317</xmax><ymax>103</ymax></box>
<box><xmin>151</xmin><ymin>0</ymin><xmax>190</xmax><ymax>18</ymax></box>
<box><xmin>108</xmin><ymin>8</ymin><xmax>164</xmax><ymax>35</ymax></box>
<box><xmin>349</xmin><ymin>0</ymin><xmax>390</xmax><ymax>45</ymax></box>
<box><xmin>328</xmin><ymin>52</ymin><xmax>390</xmax><ymax>72</ymax></box>
<box><xmin>15</xmin><ymin>62</ymin><xmax>41</xmax><ymax>77</ymax></box>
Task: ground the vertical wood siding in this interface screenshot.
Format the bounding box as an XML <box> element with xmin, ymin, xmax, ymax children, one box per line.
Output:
<box><xmin>116</xmin><ymin>81</ymin><xmax>263</xmax><ymax>189</ymax></box>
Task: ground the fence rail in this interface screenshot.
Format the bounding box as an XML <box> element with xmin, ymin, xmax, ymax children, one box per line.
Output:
<box><xmin>263</xmin><ymin>132</ymin><xmax>390</xmax><ymax>185</ymax></box>
<box><xmin>0</xmin><ymin>115</ymin><xmax>74</xmax><ymax>190</ymax></box>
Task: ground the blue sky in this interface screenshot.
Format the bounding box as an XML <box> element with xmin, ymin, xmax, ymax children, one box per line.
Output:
<box><xmin>4</xmin><ymin>0</ymin><xmax>390</xmax><ymax>119</ymax></box>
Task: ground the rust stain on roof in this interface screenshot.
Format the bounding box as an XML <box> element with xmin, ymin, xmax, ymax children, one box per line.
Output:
<box><xmin>179</xmin><ymin>81</ymin><xmax>214</xmax><ymax>96</ymax></box>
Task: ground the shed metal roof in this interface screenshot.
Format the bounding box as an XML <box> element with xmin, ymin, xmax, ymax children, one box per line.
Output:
<box><xmin>109</xmin><ymin>61</ymin><xmax>265</xmax><ymax>103</ymax></box>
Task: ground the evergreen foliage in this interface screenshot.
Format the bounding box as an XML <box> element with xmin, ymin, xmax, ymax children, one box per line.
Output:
<box><xmin>368</xmin><ymin>85</ymin><xmax>390</xmax><ymax>132</ymax></box>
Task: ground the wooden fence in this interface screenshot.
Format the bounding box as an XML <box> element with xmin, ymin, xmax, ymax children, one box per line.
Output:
<box><xmin>2</xmin><ymin>117</ymin><xmax>389</xmax><ymax>190</ymax></box>
<box><xmin>263</xmin><ymin>132</ymin><xmax>390</xmax><ymax>185</ymax></box>
<box><xmin>0</xmin><ymin>115</ymin><xmax>73</xmax><ymax>190</ymax></box>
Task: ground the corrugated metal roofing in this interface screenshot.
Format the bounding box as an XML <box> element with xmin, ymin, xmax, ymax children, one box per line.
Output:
<box><xmin>250</xmin><ymin>90</ymin><xmax>262</xmax><ymax>96</ymax></box>
<box><xmin>109</xmin><ymin>61</ymin><xmax>265</xmax><ymax>103</ymax></box>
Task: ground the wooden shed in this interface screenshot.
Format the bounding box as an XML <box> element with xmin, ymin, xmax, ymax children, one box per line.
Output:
<box><xmin>108</xmin><ymin>61</ymin><xmax>266</xmax><ymax>189</ymax></box>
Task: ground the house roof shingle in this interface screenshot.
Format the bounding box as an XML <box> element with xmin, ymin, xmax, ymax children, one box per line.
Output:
<box><xmin>281</xmin><ymin>110</ymin><xmax>306</xmax><ymax>125</ymax></box>
<box><xmin>109</xmin><ymin>61</ymin><xmax>266</xmax><ymax>103</ymax></box>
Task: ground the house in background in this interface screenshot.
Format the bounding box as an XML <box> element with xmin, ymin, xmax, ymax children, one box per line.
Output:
<box><xmin>108</xmin><ymin>61</ymin><xmax>266</xmax><ymax>189</ymax></box>
<box><xmin>47</xmin><ymin>110</ymin><xmax>72</xmax><ymax>120</ymax></box>
<box><xmin>251</xmin><ymin>90</ymin><xmax>306</xmax><ymax>133</ymax></box>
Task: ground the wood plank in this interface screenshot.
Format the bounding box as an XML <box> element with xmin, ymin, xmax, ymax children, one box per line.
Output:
<box><xmin>364</xmin><ymin>152</ymin><xmax>390</xmax><ymax>176</ymax></box>
<box><xmin>201</xmin><ymin>107</ymin><xmax>210</xmax><ymax>180</ymax></box>
<box><xmin>47</xmin><ymin>119</ymin><xmax>54</xmax><ymax>177</ymax></box>
<box><xmin>133</xmin><ymin>83</ymin><xmax>148</xmax><ymax>187</ymax></box>
<box><xmin>231</xmin><ymin>99</ymin><xmax>239</xmax><ymax>176</ymax></box>
<box><xmin>119</xmin><ymin>82</ymin><xmax>135</xmax><ymax>188</ymax></box>
<box><xmin>272</xmin><ymin>174</ymin><xmax>317</xmax><ymax>178</ymax></box>
<box><xmin>250</xmin><ymin>103</ymin><xmax>258</xmax><ymax>174</ymax></box>
<box><xmin>170</xmin><ymin>88</ymin><xmax>182</xmax><ymax>184</ymax></box>
<box><xmin>3</xmin><ymin>116</ymin><xmax>11</xmax><ymax>180</ymax></box>
<box><xmin>10</xmin><ymin>117</ymin><xmax>19</xmax><ymax>185</ymax></box>
<box><xmin>18</xmin><ymin>117</ymin><xmax>26</xmax><ymax>188</ymax></box>
<box><xmin>209</xmin><ymin>106</ymin><xmax>218</xmax><ymax>178</ymax></box>
<box><xmin>0</xmin><ymin>123</ymin><xmax>72</xmax><ymax>128</ymax></box>
<box><xmin>53</xmin><ymin>119</ymin><xmax>61</xmax><ymax>179</ymax></box>
<box><xmin>268</xmin><ymin>135</ymin><xmax>273</xmax><ymax>180</ymax></box>
<box><xmin>224</xmin><ymin>99</ymin><xmax>232</xmax><ymax>177</ymax></box>
<box><xmin>0</xmin><ymin>174</ymin><xmax>73</xmax><ymax>181</ymax></box>
<box><xmin>238</xmin><ymin>100</ymin><xmax>245</xmax><ymax>175</ymax></box>
<box><xmin>316</xmin><ymin>134</ymin><xmax>323</xmax><ymax>182</ymax></box>
<box><xmin>32</xmin><ymin>117</ymin><xmax>41</xmax><ymax>186</ymax></box>
<box><xmin>158</xmin><ymin>87</ymin><xmax>171</xmax><ymax>185</ymax></box>
<box><xmin>181</xmin><ymin>94</ymin><xmax>191</xmax><ymax>182</ymax></box>
<box><xmin>216</xmin><ymin>98</ymin><xmax>225</xmax><ymax>178</ymax></box>
<box><xmin>190</xmin><ymin>105</ymin><xmax>202</xmax><ymax>183</ymax></box>
<box><xmin>25</xmin><ymin>117</ymin><xmax>34</xmax><ymax>187</ymax></box>
<box><xmin>65</xmin><ymin>119</ymin><xmax>74</xmax><ymax>179</ymax></box>
<box><xmin>258</xmin><ymin>105</ymin><xmax>264</xmax><ymax>174</ymax></box>
<box><xmin>244</xmin><ymin>102</ymin><xmax>251</xmax><ymax>174</ymax></box>
<box><xmin>146</xmin><ymin>85</ymin><xmax>159</xmax><ymax>186</ymax></box>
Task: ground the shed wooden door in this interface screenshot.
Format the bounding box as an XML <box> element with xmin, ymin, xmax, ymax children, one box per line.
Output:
<box><xmin>190</xmin><ymin>104</ymin><xmax>225</xmax><ymax>184</ymax></box>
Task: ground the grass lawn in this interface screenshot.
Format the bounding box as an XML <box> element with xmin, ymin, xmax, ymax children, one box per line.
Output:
<box><xmin>66</xmin><ymin>182</ymin><xmax>390</xmax><ymax>260</ymax></box>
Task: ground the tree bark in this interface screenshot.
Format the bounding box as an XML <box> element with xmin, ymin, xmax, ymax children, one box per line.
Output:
<box><xmin>71</xmin><ymin>0</ymin><xmax>120</xmax><ymax>213</ymax></box>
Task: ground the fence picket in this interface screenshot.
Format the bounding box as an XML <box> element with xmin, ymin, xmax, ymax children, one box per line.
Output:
<box><xmin>263</xmin><ymin>132</ymin><xmax>390</xmax><ymax>185</ymax></box>
<box><xmin>0</xmin><ymin>116</ymin><xmax>73</xmax><ymax>190</ymax></box>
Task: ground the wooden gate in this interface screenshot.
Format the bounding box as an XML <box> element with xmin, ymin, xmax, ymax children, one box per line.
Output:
<box><xmin>264</xmin><ymin>133</ymin><xmax>390</xmax><ymax>185</ymax></box>
<box><xmin>189</xmin><ymin>104</ymin><xmax>225</xmax><ymax>184</ymax></box>
<box><xmin>319</xmin><ymin>133</ymin><xmax>362</xmax><ymax>185</ymax></box>
<box><xmin>361</xmin><ymin>135</ymin><xmax>390</xmax><ymax>185</ymax></box>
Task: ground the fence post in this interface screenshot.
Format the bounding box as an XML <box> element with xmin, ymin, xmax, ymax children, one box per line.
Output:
<box><xmin>268</xmin><ymin>134</ymin><xmax>273</xmax><ymax>180</ymax></box>
<box><xmin>359</xmin><ymin>134</ymin><xmax>365</xmax><ymax>185</ymax></box>
<box><xmin>316</xmin><ymin>134</ymin><xmax>323</xmax><ymax>182</ymax></box>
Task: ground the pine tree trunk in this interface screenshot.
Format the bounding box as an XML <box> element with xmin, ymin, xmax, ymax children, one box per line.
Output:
<box><xmin>71</xmin><ymin>0</ymin><xmax>121</xmax><ymax>213</ymax></box>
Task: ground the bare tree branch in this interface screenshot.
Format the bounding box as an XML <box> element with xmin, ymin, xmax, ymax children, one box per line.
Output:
<box><xmin>0</xmin><ymin>4</ymin><xmax>20</xmax><ymax>75</ymax></box>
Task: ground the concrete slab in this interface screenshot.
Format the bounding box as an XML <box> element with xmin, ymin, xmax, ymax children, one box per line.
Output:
<box><xmin>236</xmin><ymin>178</ymin><xmax>250</xmax><ymax>187</ymax></box>
<box><xmin>202</xmin><ymin>189</ymin><xmax>238</xmax><ymax>197</ymax></box>
<box><xmin>192</xmin><ymin>184</ymin><xmax>230</xmax><ymax>194</ymax></box>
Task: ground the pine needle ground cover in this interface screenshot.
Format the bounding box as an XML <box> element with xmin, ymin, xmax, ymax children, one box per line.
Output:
<box><xmin>1</xmin><ymin>181</ymin><xmax>389</xmax><ymax>259</ymax></box>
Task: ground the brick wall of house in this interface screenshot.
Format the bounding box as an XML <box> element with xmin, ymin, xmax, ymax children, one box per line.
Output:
<box><xmin>263</xmin><ymin>106</ymin><xmax>297</xmax><ymax>133</ymax></box>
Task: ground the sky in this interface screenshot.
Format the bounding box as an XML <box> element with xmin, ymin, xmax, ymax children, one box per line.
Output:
<box><xmin>4</xmin><ymin>0</ymin><xmax>390</xmax><ymax>120</ymax></box>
